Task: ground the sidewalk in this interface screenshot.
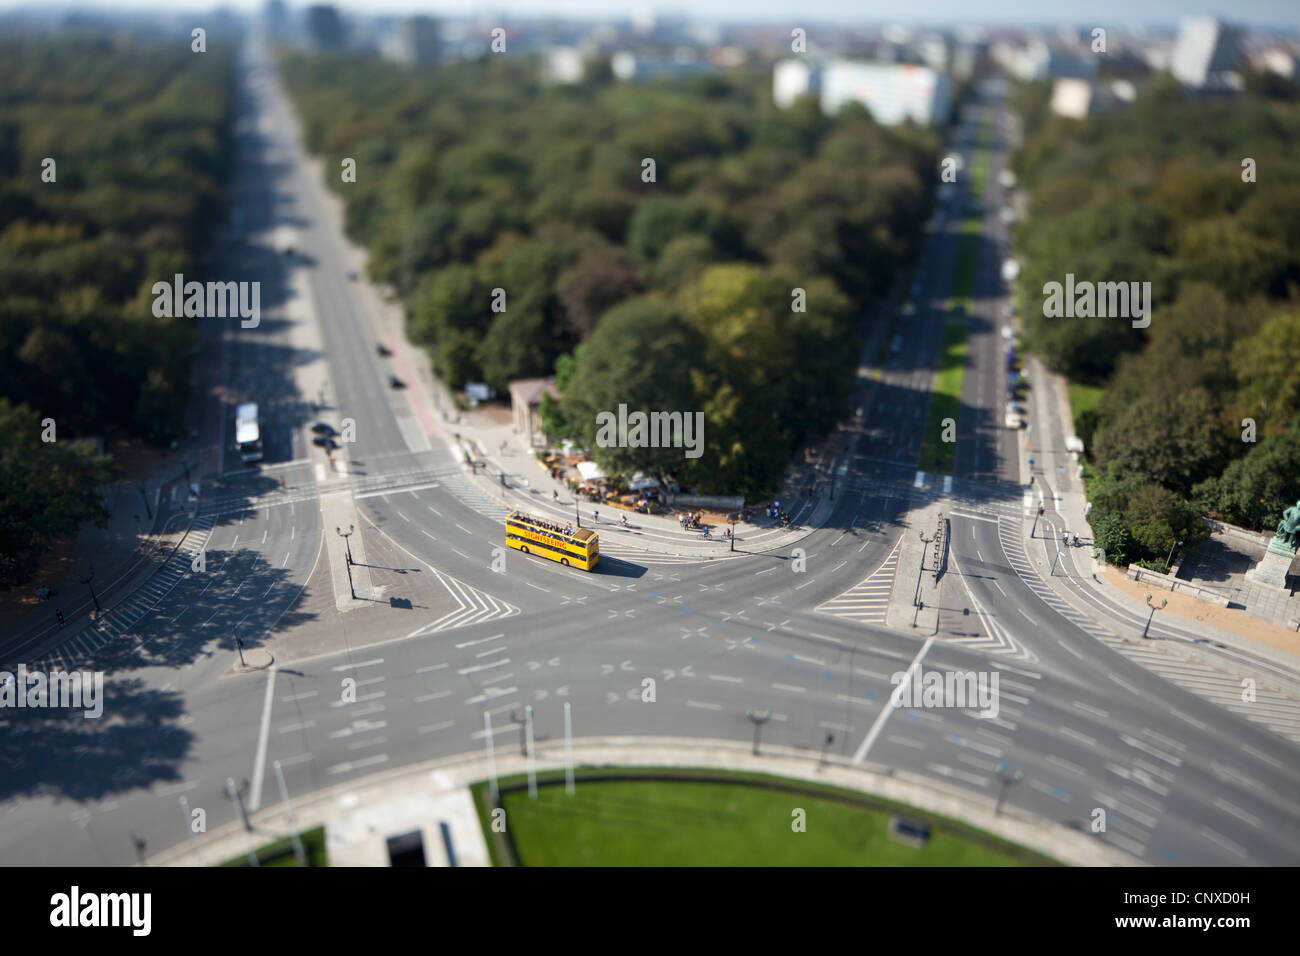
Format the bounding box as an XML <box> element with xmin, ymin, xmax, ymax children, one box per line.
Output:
<box><xmin>0</xmin><ymin>467</ymin><xmax>197</xmax><ymax>665</ymax></box>
<box><xmin>1024</xmin><ymin>356</ymin><xmax>1300</xmax><ymax>678</ymax></box>
<box><xmin>446</xmin><ymin>414</ymin><xmax>838</xmax><ymax>560</ymax></box>
<box><xmin>148</xmin><ymin>735</ymin><xmax>1135</xmax><ymax>868</ymax></box>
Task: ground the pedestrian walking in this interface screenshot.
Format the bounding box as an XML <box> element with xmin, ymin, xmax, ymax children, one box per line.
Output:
<box><xmin>55</xmin><ymin>609</ymin><xmax>65</xmax><ymax>627</ymax></box>
<box><xmin>553</xmin><ymin>489</ymin><xmax>559</xmax><ymax>502</ymax></box>
<box><xmin>592</xmin><ymin>510</ymin><xmax>598</xmax><ymax>523</ymax></box>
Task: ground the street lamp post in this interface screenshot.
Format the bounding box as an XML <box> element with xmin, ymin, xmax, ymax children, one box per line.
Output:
<box><xmin>915</xmin><ymin>531</ymin><xmax>933</xmax><ymax>607</ymax></box>
<box><xmin>138</xmin><ymin>481</ymin><xmax>153</xmax><ymax>521</ymax></box>
<box><xmin>1142</xmin><ymin>593</ymin><xmax>1167</xmax><ymax>639</ymax></box>
<box><xmin>80</xmin><ymin>566</ymin><xmax>101</xmax><ymax>615</ymax></box>
<box><xmin>746</xmin><ymin>709</ymin><xmax>771</xmax><ymax>756</ymax></box>
<box><xmin>994</xmin><ymin>762</ymin><xmax>1024</xmax><ymax>816</ymax></box>
<box><xmin>336</xmin><ymin>525</ymin><xmax>355</xmax><ymax>598</ymax></box>
<box><xmin>1031</xmin><ymin>504</ymin><xmax>1044</xmax><ymax>539</ymax></box>
<box><xmin>1166</xmin><ymin>539</ymin><xmax>1183</xmax><ymax>572</ymax></box>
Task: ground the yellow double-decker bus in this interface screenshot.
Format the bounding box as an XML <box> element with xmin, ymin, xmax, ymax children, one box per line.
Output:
<box><xmin>505</xmin><ymin>510</ymin><xmax>599</xmax><ymax>570</ymax></box>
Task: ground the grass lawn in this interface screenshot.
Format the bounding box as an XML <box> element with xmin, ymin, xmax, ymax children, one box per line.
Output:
<box><xmin>1067</xmin><ymin>382</ymin><xmax>1104</xmax><ymax>432</ymax></box>
<box><xmin>220</xmin><ymin>826</ymin><xmax>328</xmax><ymax>867</ymax></box>
<box><xmin>968</xmin><ymin>118</ymin><xmax>991</xmax><ymax>201</ymax></box>
<box><xmin>482</xmin><ymin>774</ymin><xmax>1048</xmax><ymax>866</ymax></box>
<box><xmin>944</xmin><ymin>216</ymin><xmax>981</xmax><ymax>312</ymax></box>
<box><xmin>917</xmin><ymin>320</ymin><xmax>968</xmax><ymax>474</ymax></box>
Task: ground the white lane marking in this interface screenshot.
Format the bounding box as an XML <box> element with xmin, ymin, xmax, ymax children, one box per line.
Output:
<box><xmin>772</xmin><ymin>683</ymin><xmax>806</xmax><ymax>694</ymax></box>
<box><xmin>418</xmin><ymin>721</ymin><xmax>456</xmax><ymax>735</ymax></box>
<box><xmin>249</xmin><ymin>666</ymin><xmax>278</xmax><ymax>811</ymax></box>
<box><xmin>1058</xmin><ymin>640</ymin><xmax>1083</xmax><ymax>659</ymax></box>
<box><xmin>1242</xmin><ymin>744</ymin><xmax>1283</xmax><ymax>770</ymax></box>
<box><xmin>326</xmin><ymin>754</ymin><xmax>389</xmax><ymax>775</ymax></box>
<box><xmin>459</xmin><ymin>658</ymin><xmax>510</xmax><ymax>675</ymax></box>
<box><xmin>422</xmin><ymin>530</ymin><xmax>437</xmax><ymax>541</ymax></box>
<box><xmin>282</xmin><ymin>691</ymin><xmax>318</xmax><ymax>702</ymax></box>
<box><xmin>1213</xmin><ymin>798</ymin><xmax>1262</xmax><ymax>829</ymax></box>
<box><xmin>855</xmin><ymin>637</ymin><xmax>932</xmax><ymax>764</ymax></box>
<box><xmin>455</xmin><ymin>634</ymin><xmax>504</xmax><ymax>649</ymax></box>
<box><xmin>1073</xmin><ymin>700</ymin><xmax>1108</xmax><ymax>719</ymax></box>
<box><xmin>475</xmin><ymin>646</ymin><xmax>508</xmax><ymax>659</ymax></box>
<box><xmin>416</xmin><ymin>690</ymin><xmax>452</xmax><ymax>703</ymax></box>
<box><xmin>686</xmin><ymin>700</ymin><xmax>722</xmax><ymax>711</ymax></box>
<box><xmin>332</xmin><ymin>658</ymin><xmax>384</xmax><ymax>671</ymax></box>
<box><xmin>1198</xmin><ymin>827</ymin><xmax>1246</xmax><ymax>858</ymax></box>
<box><xmin>416</xmin><ymin>663</ymin><xmax>449</xmax><ymax>674</ymax></box>
<box><xmin>456</xmin><ymin>524</ymin><xmax>472</xmax><ymax>535</ymax></box>
<box><xmin>708</xmin><ymin>674</ymin><xmax>743</xmax><ymax>684</ymax></box>
<box><xmin>1016</xmin><ymin>608</ymin><xmax>1034</xmax><ymax>623</ymax></box>
<box><xmin>427</xmin><ymin>505</ymin><xmax>443</xmax><ymax>516</ymax></box>
<box><xmin>1168</xmin><ymin>708</ymin><xmax>1207</xmax><ymax>730</ymax></box>
<box><xmin>1108</xmin><ymin>674</ymin><xmax>1141</xmax><ymax>695</ymax></box>
<box><xmin>1058</xmin><ymin>726</ymin><xmax>1097</xmax><ymax>747</ymax></box>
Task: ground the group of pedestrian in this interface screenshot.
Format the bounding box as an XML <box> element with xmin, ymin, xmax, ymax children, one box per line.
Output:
<box><xmin>679</xmin><ymin>512</ymin><xmax>706</xmax><ymax>531</ymax></box>
<box><xmin>518</xmin><ymin>513</ymin><xmax>574</xmax><ymax>539</ymax></box>
<box><xmin>765</xmin><ymin>501</ymin><xmax>791</xmax><ymax>526</ymax></box>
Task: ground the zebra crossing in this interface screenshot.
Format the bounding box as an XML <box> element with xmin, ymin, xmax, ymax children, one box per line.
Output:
<box><xmin>405</xmin><ymin>566</ymin><xmax>519</xmax><ymax>637</ymax></box>
<box><xmin>997</xmin><ymin>516</ymin><xmax>1114</xmax><ymax>641</ymax></box>
<box><xmin>34</xmin><ymin>515</ymin><xmax>217</xmax><ymax>671</ymax></box>
<box><xmin>816</xmin><ymin>539</ymin><xmax>900</xmax><ymax>625</ymax></box>
<box><xmin>1000</xmin><ymin>515</ymin><xmax>1300</xmax><ymax>744</ymax></box>
<box><xmin>1096</xmin><ymin>637</ymin><xmax>1300</xmax><ymax>745</ymax></box>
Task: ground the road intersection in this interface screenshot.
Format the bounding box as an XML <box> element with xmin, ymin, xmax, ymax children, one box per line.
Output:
<box><xmin>2</xmin><ymin>47</ymin><xmax>1297</xmax><ymax>869</ymax></box>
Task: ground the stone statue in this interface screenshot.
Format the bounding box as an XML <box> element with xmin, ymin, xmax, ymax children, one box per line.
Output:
<box><xmin>1275</xmin><ymin>501</ymin><xmax>1300</xmax><ymax>551</ymax></box>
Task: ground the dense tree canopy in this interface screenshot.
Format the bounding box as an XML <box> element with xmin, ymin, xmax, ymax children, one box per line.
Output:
<box><xmin>1010</xmin><ymin>78</ymin><xmax>1300</xmax><ymax>561</ymax></box>
<box><xmin>283</xmin><ymin>53</ymin><xmax>936</xmax><ymax>495</ymax></box>
<box><xmin>0</xmin><ymin>35</ymin><xmax>232</xmax><ymax>586</ymax></box>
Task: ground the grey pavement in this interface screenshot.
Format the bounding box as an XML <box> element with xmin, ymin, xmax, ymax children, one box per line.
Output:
<box><xmin>4</xmin><ymin>54</ymin><xmax>1300</xmax><ymax>872</ymax></box>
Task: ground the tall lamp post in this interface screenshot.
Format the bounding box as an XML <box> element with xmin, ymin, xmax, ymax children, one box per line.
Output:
<box><xmin>1031</xmin><ymin>504</ymin><xmax>1044</xmax><ymax>539</ymax></box>
<box><xmin>336</xmin><ymin>525</ymin><xmax>355</xmax><ymax>599</ymax></box>
<box><xmin>914</xmin><ymin>531</ymin><xmax>933</xmax><ymax>607</ymax></box>
<box><xmin>746</xmin><ymin>709</ymin><xmax>771</xmax><ymax>756</ymax></box>
<box><xmin>994</xmin><ymin>762</ymin><xmax>1024</xmax><ymax>816</ymax></box>
<box><xmin>80</xmin><ymin>566</ymin><xmax>101</xmax><ymax>615</ymax></box>
<box><xmin>1142</xmin><ymin>593</ymin><xmax>1167</xmax><ymax>639</ymax></box>
<box><xmin>1165</xmin><ymin>539</ymin><xmax>1183</xmax><ymax>572</ymax></box>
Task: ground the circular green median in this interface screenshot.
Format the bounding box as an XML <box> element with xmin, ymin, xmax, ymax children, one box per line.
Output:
<box><xmin>473</xmin><ymin>769</ymin><xmax>1057</xmax><ymax>866</ymax></box>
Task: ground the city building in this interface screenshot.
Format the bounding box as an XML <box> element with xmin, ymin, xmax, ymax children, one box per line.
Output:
<box><xmin>991</xmin><ymin>38</ymin><xmax>1096</xmax><ymax>82</ymax></box>
<box><xmin>772</xmin><ymin>58</ymin><xmax>819</xmax><ymax>108</ymax></box>
<box><xmin>610</xmin><ymin>48</ymin><xmax>716</xmax><ymax>82</ymax></box>
<box><xmin>820</xmin><ymin>60</ymin><xmax>952</xmax><ymax>126</ymax></box>
<box><xmin>304</xmin><ymin>4</ymin><xmax>347</xmax><ymax>52</ymax></box>
<box><xmin>543</xmin><ymin>46</ymin><xmax>586</xmax><ymax>84</ymax></box>
<box><xmin>394</xmin><ymin>15</ymin><xmax>441</xmax><ymax>66</ymax></box>
<box><xmin>1049</xmin><ymin>77</ymin><xmax>1136</xmax><ymax>119</ymax></box>
<box><xmin>1170</xmin><ymin>17</ymin><xmax>1243</xmax><ymax>90</ymax></box>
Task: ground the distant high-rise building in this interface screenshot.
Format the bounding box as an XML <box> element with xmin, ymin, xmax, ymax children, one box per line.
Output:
<box><xmin>1171</xmin><ymin>17</ymin><xmax>1242</xmax><ymax>89</ymax></box>
<box><xmin>819</xmin><ymin>61</ymin><xmax>951</xmax><ymax>126</ymax></box>
<box><xmin>773</xmin><ymin>59</ymin><xmax>820</xmax><ymax>109</ymax></box>
<box><xmin>305</xmin><ymin>4</ymin><xmax>346</xmax><ymax>52</ymax></box>
<box><xmin>396</xmin><ymin>15</ymin><xmax>440</xmax><ymax>66</ymax></box>
<box><xmin>264</xmin><ymin>0</ymin><xmax>289</xmax><ymax>40</ymax></box>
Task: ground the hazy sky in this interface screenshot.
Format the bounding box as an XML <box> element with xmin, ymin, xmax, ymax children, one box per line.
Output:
<box><xmin>4</xmin><ymin>0</ymin><xmax>1297</xmax><ymax>28</ymax></box>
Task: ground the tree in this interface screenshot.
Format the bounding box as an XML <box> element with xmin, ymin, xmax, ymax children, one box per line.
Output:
<box><xmin>556</xmin><ymin>245</ymin><xmax>642</xmax><ymax>339</ymax></box>
<box><xmin>559</xmin><ymin>297</ymin><xmax>708</xmax><ymax>489</ymax></box>
<box><xmin>0</xmin><ymin>399</ymin><xmax>118</xmax><ymax>588</ymax></box>
<box><xmin>1195</xmin><ymin>425</ymin><xmax>1300</xmax><ymax>531</ymax></box>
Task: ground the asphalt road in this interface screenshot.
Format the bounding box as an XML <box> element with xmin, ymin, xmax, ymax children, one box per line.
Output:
<box><xmin>1</xmin><ymin>47</ymin><xmax>1297</xmax><ymax>868</ymax></box>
